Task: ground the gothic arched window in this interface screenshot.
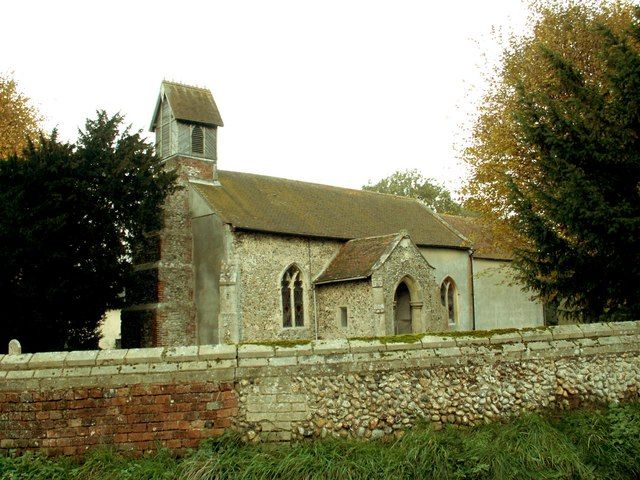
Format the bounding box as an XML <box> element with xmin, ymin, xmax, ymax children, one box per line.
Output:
<box><xmin>281</xmin><ymin>265</ymin><xmax>304</xmax><ymax>327</ymax></box>
<box><xmin>440</xmin><ymin>277</ymin><xmax>458</xmax><ymax>326</ymax></box>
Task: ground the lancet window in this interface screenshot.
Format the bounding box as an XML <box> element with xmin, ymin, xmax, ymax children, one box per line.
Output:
<box><xmin>440</xmin><ymin>277</ymin><xmax>458</xmax><ymax>326</ymax></box>
<box><xmin>281</xmin><ymin>265</ymin><xmax>304</xmax><ymax>327</ymax></box>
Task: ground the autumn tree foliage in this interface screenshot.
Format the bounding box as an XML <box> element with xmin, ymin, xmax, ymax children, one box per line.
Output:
<box><xmin>0</xmin><ymin>112</ymin><xmax>177</xmax><ymax>351</ymax></box>
<box><xmin>0</xmin><ymin>73</ymin><xmax>41</xmax><ymax>158</ymax></box>
<box><xmin>464</xmin><ymin>1</ymin><xmax>640</xmax><ymax>321</ymax></box>
<box><xmin>363</xmin><ymin>169</ymin><xmax>466</xmax><ymax>214</ymax></box>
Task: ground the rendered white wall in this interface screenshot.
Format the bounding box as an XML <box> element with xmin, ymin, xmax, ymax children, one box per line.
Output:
<box><xmin>473</xmin><ymin>259</ymin><xmax>544</xmax><ymax>330</ymax></box>
<box><xmin>420</xmin><ymin>247</ymin><xmax>473</xmax><ymax>331</ymax></box>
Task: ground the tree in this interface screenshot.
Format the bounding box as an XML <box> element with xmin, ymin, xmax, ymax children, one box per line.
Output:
<box><xmin>0</xmin><ymin>112</ymin><xmax>177</xmax><ymax>352</ymax></box>
<box><xmin>464</xmin><ymin>1</ymin><xmax>640</xmax><ymax>321</ymax></box>
<box><xmin>363</xmin><ymin>169</ymin><xmax>467</xmax><ymax>214</ymax></box>
<box><xmin>0</xmin><ymin>73</ymin><xmax>41</xmax><ymax>158</ymax></box>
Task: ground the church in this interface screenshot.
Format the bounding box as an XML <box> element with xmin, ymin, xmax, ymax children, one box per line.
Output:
<box><xmin>121</xmin><ymin>81</ymin><xmax>544</xmax><ymax>348</ymax></box>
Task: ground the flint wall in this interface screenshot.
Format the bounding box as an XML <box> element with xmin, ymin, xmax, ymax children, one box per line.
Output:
<box><xmin>1</xmin><ymin>321</ymin><xmax>638</xmax><ymax>455</ymax></box>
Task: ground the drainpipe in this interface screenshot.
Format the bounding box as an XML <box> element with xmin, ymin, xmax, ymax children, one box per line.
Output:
<box><xmin>313</xmin><ymin>286</ymin><xmax>319</xmax><ymax>340</ymax></box>
<box><xmin>469</xmin><ymin>248</ymin><xmax>476</xmax><ymax>330</ymax></box>
<box><xmin>308</xmin><ymin>239</ymin><xmax>319</xmax><ymax>340</ymax></box>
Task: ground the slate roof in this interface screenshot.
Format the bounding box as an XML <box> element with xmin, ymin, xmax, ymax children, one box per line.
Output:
<box><xmin>192</xmin><ymin>170</ymin><xmax>469</xmax><ymax>249</ymax></box>
<box><xmin>315</xmin><ymin>233</ymin><xmax>401</xmax><ymax>284</ymax></box>
<box><xmin>440</xmin><ymin>214</ymin><xmax>512</xmax><ymax>261</ymax></box>
<box><xmin>150</xmin><ymin>81</ymin><xmax>224</xmax><ymax>129</ymax></box>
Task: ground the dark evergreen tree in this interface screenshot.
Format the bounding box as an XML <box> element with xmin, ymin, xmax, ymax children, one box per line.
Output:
<box><xmin>507</xmin><ymin>14</ymin><xmax>640</xmax><ymax>321</ymax></box>
<box><xmin>0</xmin><ymin>112</ymin><xmax>177</xmax><ymax>351</ymax></box>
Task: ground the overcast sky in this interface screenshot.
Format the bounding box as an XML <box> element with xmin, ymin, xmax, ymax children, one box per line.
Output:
<box><xmin>1</xmin><ymin>1</ymin><xmax>529</xmax><ymax>195</ymax></box>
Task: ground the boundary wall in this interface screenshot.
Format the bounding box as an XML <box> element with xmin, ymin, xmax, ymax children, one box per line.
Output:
<box><xmin>1</xmin><ymin>321</ymin><xmax>639</xmax><ymax>455</ymax></box>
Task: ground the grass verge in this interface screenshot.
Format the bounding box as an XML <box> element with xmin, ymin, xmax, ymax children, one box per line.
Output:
<box><xmin>1</xmin><ymin>402</ymin><xmax>639</xmax><ymax>480</ymax></box>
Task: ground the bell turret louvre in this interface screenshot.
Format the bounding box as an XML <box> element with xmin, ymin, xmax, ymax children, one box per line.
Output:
<box><xmin>149</xmin><ymin>81</ymin><xmax>224</xmax><ymax>181</ymax></box>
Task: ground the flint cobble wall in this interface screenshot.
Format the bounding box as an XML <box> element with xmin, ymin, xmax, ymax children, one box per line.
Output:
<box><xmin>316</xmin><ymin>280</ymin><xmax>374</xmax><ymax>338</ymax></box>
<box><xmin>1</xmin><ymin>321</ymin><xmax>639</xmax><ymax>455</ymax></box>
<box><xmin>232</xmin><ymin>231</ymin><xmax>341</xmax><ymax>342</ymax></box>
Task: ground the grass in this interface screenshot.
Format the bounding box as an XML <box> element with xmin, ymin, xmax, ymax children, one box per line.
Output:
<box><xmin>2</xmin><ymin>402</ymin><xmax>639</xmax><ymax>479</ymax></box>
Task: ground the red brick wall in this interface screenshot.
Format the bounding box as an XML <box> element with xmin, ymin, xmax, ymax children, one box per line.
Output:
<box><xmin>0</xmin><ymin>381</ymin><xmax>237</xmax><ymax>456</ymax></box>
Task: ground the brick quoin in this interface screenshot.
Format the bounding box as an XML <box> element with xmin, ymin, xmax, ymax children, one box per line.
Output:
<box><xmin>0</xmin><ymin>381</ymin><xmax>238</xmax><ymax>457</ymax></box>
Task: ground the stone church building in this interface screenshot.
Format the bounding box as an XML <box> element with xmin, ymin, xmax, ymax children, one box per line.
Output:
<box><xmin>122</xmin><ymin>81</ymin><xmax>544</xmax><ymax>348</ymax></box>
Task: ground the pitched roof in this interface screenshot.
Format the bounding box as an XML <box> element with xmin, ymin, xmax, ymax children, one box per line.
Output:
<box><xmin>440</xmin><ymin>214</ymin><xmax>512</xmax><ymax>261</ymax></box>
<box><xmin>315</xmin><ymin>233</ymin><xmax>401</xmax><ymax>284</ymax></box>
<box><xmin>192</xmin><ymin>170</ymin><xmax>469</xmax><ymax>249</ymax></box>
<box><xmin>150</xmin><ymin>81</ymin><xmax>224</xmax><ymax>129</ymax></box>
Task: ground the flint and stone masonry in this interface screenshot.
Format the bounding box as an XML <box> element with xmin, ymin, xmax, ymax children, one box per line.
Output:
<box><xmin>1</xmin><ymin>321</ymin><xmax>638</xmax><ymax>455</ymax></box>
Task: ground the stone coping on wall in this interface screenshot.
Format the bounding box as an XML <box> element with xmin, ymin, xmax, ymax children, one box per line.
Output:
<box><xmin>1</xmin><ymin>321</ymin><xmax>639</xmax><ymax>391</ymax></box>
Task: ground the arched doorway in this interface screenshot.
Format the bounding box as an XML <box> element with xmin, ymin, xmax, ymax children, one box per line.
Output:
<box><xmin>394</xmin><ymin>282</ymin><xmax>412</xmax><ymax>334</ymax></box>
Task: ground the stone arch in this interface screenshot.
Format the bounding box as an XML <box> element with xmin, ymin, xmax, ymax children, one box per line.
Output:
<box><xmin>278</xmin><ymin>262</ymin><xmax>311</xmax><ymax>292</ymax></box>
<box><xmin>392</xmin><ymin>275</ymin><xmax>423</xmax><ymax>335</ymax></box>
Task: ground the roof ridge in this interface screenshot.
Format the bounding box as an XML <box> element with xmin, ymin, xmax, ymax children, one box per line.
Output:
<box><xmin>422</xmin><ymin>205</ymin><xmax>471</xmax><ymax>247</ymax></box>
<box><xmin>194</xmin><ymin>171</ymin><xmax>470</xmax><ymax>248</ymax></box>
<box><xmin>441</xmin><ymin>213</ymin><xmax>476</xmax><ymax>222</ymax></box>
<box><xmin>217</xmin><ymin>170</ymin><xmax>422</xmax><ymax>203</ymax></box>
<box><xmin>162</xmin><ymin>80</ymin><xmax>212</xmax><ymax>92</ymax></box>
<box><xmin>370</xmin><ymin>233</ymin><xmax>406</xmax><ymax>274</ymax></box>
<box><xmin>346</xmin><ymin>232</ymin><xmax>403</xmax><ymax>243</ymax></box>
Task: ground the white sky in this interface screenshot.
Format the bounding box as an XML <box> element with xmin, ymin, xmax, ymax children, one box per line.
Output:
<box><xmin>1</xmin><ymin>1</ymin><xmax>529</xmax><ymax>196</ymax></box>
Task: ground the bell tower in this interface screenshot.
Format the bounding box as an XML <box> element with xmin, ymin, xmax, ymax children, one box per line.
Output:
<box><xmin>149</xmin><ymin>81</ymin><xmax>224</xmax><ymax>182</ymax></box>
<box><xmin>121</xmin><ymin>81</ymin><xmax>224</xmax><ymax>348</ymax></box>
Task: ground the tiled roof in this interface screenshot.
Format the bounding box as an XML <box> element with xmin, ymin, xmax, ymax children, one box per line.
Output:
<box><xmin>440</xmin><ymin>214</ymin><xmax>512</xmax><ymax>261</ymax></box>
<box><xmin>315</xmin><ymin>233</ymin><xmax>400</xmax><ymax>284</ymax></box>
<box><xmin>192</xmin><ymin>171</ymin><xmax>469</xmax><ymax>248</ymax></box>
<box><xmin>151</xmin><ymin>81</ymin><xmax>223</xmax><ymax>129</ymax></box>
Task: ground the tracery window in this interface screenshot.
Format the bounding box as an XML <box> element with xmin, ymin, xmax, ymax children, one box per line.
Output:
<box><xmin>440</xmin><ymin>277</ymin><xmax>458</xmax><ymax>326</ymax></box>
<box><xmin>281</xmin><ymin>265</ymin><xmax>304</xmax><ymax>327</ymax></box>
